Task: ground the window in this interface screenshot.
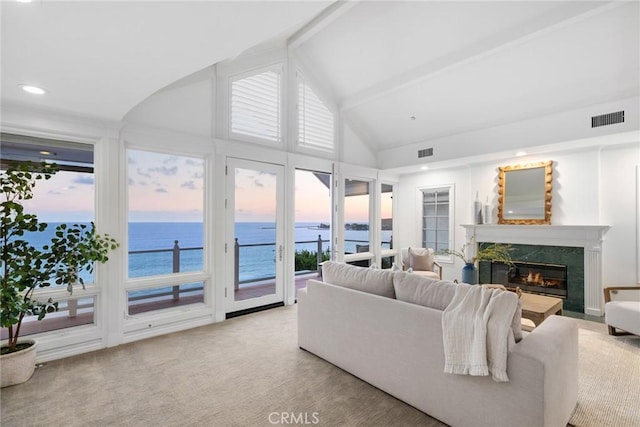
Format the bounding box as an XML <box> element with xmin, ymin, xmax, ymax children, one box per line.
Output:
<box><xmin>127</xmin><ymin>150</ymin><xmax>205</xmax><ymax>278</ymax></box>
<box><xmin>297</xmin><ymin>73</ymin><xmax>334</xmax><ymax>152</ymax></box>
<box><xmin>127</xmin><ymin>149</ymin><xmax>206</xmax><ymax>314</ymax></box>
<box><xmin>1</xmin><ymin>133</ymin><xmax>98</xmax><ymax>334</ymax></box>
<box><xmin>421</xmin><ymin>186</ymin><xmax>452</xmax><ymax>253</ymax></box>
<box><xmin>344</xmin><ymin>178</ymin><xmax>370</xmax><ymax>265</ymax></box>
<box><xmin>381</xmin><ymin>183</ymin><xmax>394</xmax><ymax>268</ymax></box>
<box><xmin>294</xmin><ymin>169</ymin><xmax>332</xmax><ymax>293</ymax></box>
<box><xmin>0</xmin><ymin>297</ymin><xmax>96</xmax><ymax>339</ymax></box>
<box><xmin>230</xmin><ymin>68</ymin><xmax>281</xmax><ymax>143</ymax></box>
<box><xmin>1</xmin><ymin>133</ymin><xmax>96</xmax><ymax>286</ymax></box>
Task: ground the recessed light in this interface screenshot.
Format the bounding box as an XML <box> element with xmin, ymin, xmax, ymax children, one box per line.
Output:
<box><xmin>516</xmin><ymin>151</ymin><xmax>527</xmax><ymax>157</ymax></box>
<box><xmin>421</xmin><ymin>166</ymin><xmax>429</xmax><ymax>170</ymax></box>
<box><xmin>20</xmin><ymin>84</ymin><xmax>46</xmax><ymax>95</ymax></box>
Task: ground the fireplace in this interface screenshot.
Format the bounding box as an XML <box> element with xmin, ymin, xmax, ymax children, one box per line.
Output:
<box><xmin>490</xmin><ymin>261</ymin><xmax>568</xmax><ymax>298</ymax></box>
<box><xmin>464</xmin><ymin>224</ymin><xmax>609</xmax><ymax>316</ymax></box>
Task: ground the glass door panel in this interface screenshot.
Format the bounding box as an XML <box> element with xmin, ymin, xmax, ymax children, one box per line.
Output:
<box><xmin>294</xmin><ymin>169</ymin><xmax>332</xmax><ymax>297</ymax></box>
<box><xmin>343</xmin><ymin>178</ymin><xmax>371</xmax><ymax>267</ymax></box>
<box><xmin>226</xmin><ymin>158</ymin><xmax>284</xmax><ymax>312</ymax></box>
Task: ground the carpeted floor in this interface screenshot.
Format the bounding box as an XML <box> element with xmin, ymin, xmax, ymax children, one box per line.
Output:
<box><xmin>1</xmin><ymin>305</ymin><xmax>638</xmax><ymax>427</ymax></box>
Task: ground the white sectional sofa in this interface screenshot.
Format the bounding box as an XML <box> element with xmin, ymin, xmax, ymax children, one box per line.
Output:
<box><xmin>297</xmin><ymin>262</ymin><xmax>578</xmax><ymax>427</ymax></box>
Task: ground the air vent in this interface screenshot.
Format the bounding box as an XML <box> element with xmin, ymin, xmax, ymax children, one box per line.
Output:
<box><xmin>418</xmin><ymin>148</ymin><xmax>433</xmax><ymax>158</ymax></box>
<box><xmin>592</xmin><ymin>111</ymin><xmax>624</xmax><ymax>128</ymax></box>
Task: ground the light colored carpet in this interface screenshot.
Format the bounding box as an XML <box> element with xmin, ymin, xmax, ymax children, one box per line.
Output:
<box><xmin>569</xmin><ymin>328</ymin><xmax>640</xmax><ymax>427</ymax></box>
<box><xmin>0</xmin><ymin>305</ymin><xmax>637</xmax><ymax>427</ymax></box>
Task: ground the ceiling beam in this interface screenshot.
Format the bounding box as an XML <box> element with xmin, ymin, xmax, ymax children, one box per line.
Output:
<box><xmin>288</xmin><ymin>1</ymin><xmax>359</xmax><ymax>49</ymax></box>
<box><xmin>340</xmin><ymin>1</ymin><xmax>626</xmax><ymax>112</ymax></box>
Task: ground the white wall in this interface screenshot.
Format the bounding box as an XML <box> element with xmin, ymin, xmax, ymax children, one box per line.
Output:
<box><xmin>342</xmin><ymin>122</ymin><xmax>377</xmax><ymax>168</ymax></box>
<box><xmin>395</xmin><ymin>140</ymin><xmax>640</xmax><ymax>287</ymax></box>
<box><xmin>124</xmin><ymin>78</ymin><xmax>214</xmax><ymax>137</ymax></box>
<box><xmin>599</xmin><ymin>144</ymin><xmax>640</xmax><ymax>285</ymax></box>
<box><xmin>378</xmin><ymin>96</ymin><xmax>639</xmax><ymax>170</ymax></box>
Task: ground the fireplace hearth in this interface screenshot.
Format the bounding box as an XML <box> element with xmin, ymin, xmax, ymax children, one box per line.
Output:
<box><xmin>491</xmin><ymin>261</ymin><xmax>568</xmax><ymax>298</ymax></box>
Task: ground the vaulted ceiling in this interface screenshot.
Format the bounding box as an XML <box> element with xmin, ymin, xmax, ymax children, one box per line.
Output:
<box><xmin>1</xmin><ymin>1</ymin><xmax>331</xmax><ymax>120</ymax></box>
<box><xmin>297</xmin><ymin>1</ymin><xmax>639</xmax><ymax>153</ymax></box>
<box><xmin>2</xmin><ymin>1</ymin><xmax>638</xmax><ymax>163</ymax></box>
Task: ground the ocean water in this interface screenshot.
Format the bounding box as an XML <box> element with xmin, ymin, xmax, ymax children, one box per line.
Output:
<box><xmin>21</xmin><ymin>222</ymin><xmax>392</xmax><ymax>287</ymax></box>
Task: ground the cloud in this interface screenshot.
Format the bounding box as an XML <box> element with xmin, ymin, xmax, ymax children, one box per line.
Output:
<box><xmin>128</xmin><ymin>157</ymin><xmax>137</xmax><ymax>165</ymax></box>
<box><xmin>137</xmin><ymin>168</ymin><xmax>152</xmax><ymax>178</ymax></box>
<box><xmin>254</xmin><ymin>180</ymin><xmax>264</xmax><ymax>188</ymax></box>
<box><xmin>155</xmin><ymin>188</ymin><xmax>168</xmax><ymax>193</ymax></box>
<box><xmin>149</xmin><ymin>166</ymin><xmax>178</xmax><ymax>176</ymax></box>
<box><xmin>139</xmin><ymin>181</ymin><xmax>148</xmax><ymax>186</ymax></box>
<box><xmin>192</xmin><ymin>172</ymin><xmax>203</xmax><ymax>179</ymax></box>
<box><xmin>163</xmin><ymin>156</ymin><xmax>179</xmax><ymax>164</ymax></box>
<box><xmin>181</xmin><ymin>181</ymin><xmax>196</xmax><ymax>190</ymax></box>
<box><xmin>185</xmin><ymin>159</ymin><xmax>202</xmax><ymax>166</ymax></box>
<box><xmin>48</xmin><ymin>190</ymin><xmax>62</xmax><ymax>195</ymax></box>
<box><xmin>128</xmin><ymin>178</ymin><xmax>135</xmax><ymax>186</ymax></box>
<box><xmin>73</xmin><ymin>175</ymin><xmax>94</xmax><ymax>185</ymax></box>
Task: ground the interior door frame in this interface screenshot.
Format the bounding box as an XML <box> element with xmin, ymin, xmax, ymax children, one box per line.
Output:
<box><xmin>225</xmin><ymin>157</ymin><xmax>285</xmax><ymax>313</ymax></box>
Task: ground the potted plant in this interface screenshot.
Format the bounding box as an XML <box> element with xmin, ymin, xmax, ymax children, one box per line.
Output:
<box><xmin>1</xmin><ymin>161</ymin><xmax>118</xmax><ymax>387</ymax></box>
<box><xmin>437</xmin><ymin>238</ymin><xmax>514</xmax><ymax>285</ymax></box>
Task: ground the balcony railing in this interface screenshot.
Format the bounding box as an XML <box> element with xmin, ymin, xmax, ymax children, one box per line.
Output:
<box><xmin>8</xmin><ymin>234</ymin><xmax>394</xmax><ymax>337</ymax></box>
<box><xmin>129</xmin><ymin>234</ymin><xmax>392</xmax><ymax>292</ymax></box>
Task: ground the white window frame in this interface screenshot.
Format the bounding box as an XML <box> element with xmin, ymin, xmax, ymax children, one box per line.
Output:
<box><xmin>418</xmin><ymin>184</ymin><xmax>455</xmax><ymax>263</ymax></box>
<box><xmin>228</xmin><ymin>64</ymin><xmax>284</xmax><ymax>147</ymax></box>
<box><xmin>120</xmin><ymin>128</ymin><xmax>216</xmax><ymax>341</ymax></box>
<box><xmin>342</xmin><ymin>175</ymin><xmax>374</xmax><ymax>265</ymax></box>
<box><xmin>379</xmin><ymin>181</ymin><xmax>396</xmax><ymax>266</ymax></box>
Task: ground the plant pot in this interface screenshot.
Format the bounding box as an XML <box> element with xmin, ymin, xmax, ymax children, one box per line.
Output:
<box><xmin>1</xmin><ymin>339</ymin><xmax>37</xmax><ymax>388</ymax></box>
<box><xmin>461</xmin><ymin>263</ymin><xmax>478</xmax><ymax>285</ymax></box>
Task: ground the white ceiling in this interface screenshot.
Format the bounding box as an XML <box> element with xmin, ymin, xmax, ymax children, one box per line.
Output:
<box><xmin>1</xmin><ymin>0</ymin><xmax>330</xmax><ymax>121</ymax></box>
<box><xmin>1</xmin><ymin>1</ymin><xmax>638</xmax><ymax>159</ymax></box>
<box><xmin>296</xmin><ymin>1</ymin><xmax>639</xmax><ymax>152</ymax></box>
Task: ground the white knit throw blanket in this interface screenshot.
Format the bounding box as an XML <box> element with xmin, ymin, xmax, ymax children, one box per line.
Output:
<box><xmin>442</xmin><ymin>284</ymin><xmax>518</xmax><ymax>382</ymax></box>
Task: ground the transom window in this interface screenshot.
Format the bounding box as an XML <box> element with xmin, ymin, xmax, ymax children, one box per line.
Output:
<box><xmin>297</xmin><ymin>73</ymin><xmax>334</xmax><ymax>152</ymax></box>
<box><xmin>230</xmin><ymin>68</ymin><xmax>282</xmax><ymax>143</ymax></box>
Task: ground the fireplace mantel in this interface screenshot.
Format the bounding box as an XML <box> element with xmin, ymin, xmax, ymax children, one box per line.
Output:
<box><xmin>462</xmin><ymin>224</ymin><xmax>610</xmax><ymax>316</ymax></box>
<box><xmin>461</xmin><ymin>224</ymin><xmax>609</xmax><ymax>247</ymax></box>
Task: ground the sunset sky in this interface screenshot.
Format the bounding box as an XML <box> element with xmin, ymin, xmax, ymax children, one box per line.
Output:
<box><xmin>17</xmin><ymin>151</ymin><xmax>389</xmax><ymax>224</ymax></box>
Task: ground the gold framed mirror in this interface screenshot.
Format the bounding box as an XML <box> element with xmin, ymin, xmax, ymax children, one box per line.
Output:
<box><xmin>498</xmin><ymin>161</ymin><xmax>553</xmax><ymax>225</ymax></box>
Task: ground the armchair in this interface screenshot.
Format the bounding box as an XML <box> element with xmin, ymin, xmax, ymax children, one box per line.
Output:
<box><xmin>400</xmin><ymin>247</ymin><xmax>442</xmax><ymax>280</ymax></box>
<box><xmin>604</xmin><ymin>286</ymin><xmax>640</xmax><ymax>336</ymax></box>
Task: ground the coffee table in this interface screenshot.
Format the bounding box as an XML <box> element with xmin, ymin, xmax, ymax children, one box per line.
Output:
<box><xmin>520</xmin><ymin>292</ymin><xmax>563</xmax><ymax>327</ymax></box>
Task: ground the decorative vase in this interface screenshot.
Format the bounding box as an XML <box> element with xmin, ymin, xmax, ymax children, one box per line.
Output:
<box><xmin>1</xmin><ymin>339</ymin><xmax>37</xmax><ymax>388</ymax></box>
<box><xmin>461</xmin><ymin>263</ymin><xmax>478</xmax><ymax>285</ymax></box>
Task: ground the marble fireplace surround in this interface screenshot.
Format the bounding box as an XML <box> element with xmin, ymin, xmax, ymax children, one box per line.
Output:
<box><xmin>462</xmin><ymin>224</ymin><xmax>610</xmax><ymax>316</ymax></box>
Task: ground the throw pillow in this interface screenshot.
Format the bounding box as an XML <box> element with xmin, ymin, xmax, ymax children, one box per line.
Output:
<box><xmin>393</xmin><ymin>272</ymin><xmax>456</xmax><ymax>311</ymax></box>
<box><xmin>321</xmin><ymin>261</ymin><xmax>396</xmax><ymax>299</ymax></box>
<box><xmin>409</xmin><ymin>247</ymin><xmax>434</xmax><ymax>272</ymax></box>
